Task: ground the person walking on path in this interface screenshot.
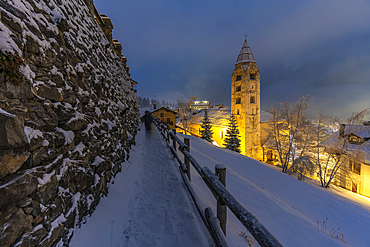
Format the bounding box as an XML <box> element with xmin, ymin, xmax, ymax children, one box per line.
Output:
<box><xmin>142</xmin><ymin>111</ymin><xmax>152</xmax><ymax>130</ymax></box>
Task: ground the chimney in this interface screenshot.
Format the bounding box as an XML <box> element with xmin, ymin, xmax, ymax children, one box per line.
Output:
<box><xmin>98</xmin><ymin>14</ymin><xmax>113</xmax><ymax>44</ymax></box>
<box><xmin>113</xmin><ymin>39</ymin><xmax>122</xmax><ymax>56</ymax></box>
<box><xmin>339</xmin><ymin>124</ymin><xmax>345</xmax><ymax>138</ymax></box>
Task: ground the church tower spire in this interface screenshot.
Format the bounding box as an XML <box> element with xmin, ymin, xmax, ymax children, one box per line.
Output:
<box><xmin>231</xmin><ymin>37</ymin><xmax>262</xmax><ymax>160</ymax></box>
<box><xmin>236</xmin><ymin>38</ymin><xmax>256</xmax><ymax>64</ymax></box>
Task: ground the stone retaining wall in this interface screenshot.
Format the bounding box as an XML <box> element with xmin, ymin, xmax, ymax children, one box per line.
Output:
<box><xmin>0</xmin><ymin>0</ymin><xmax>140</xmax><ymax>246</ymax></box>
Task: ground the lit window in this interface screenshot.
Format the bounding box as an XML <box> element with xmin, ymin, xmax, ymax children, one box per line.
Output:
<box><xmin>250</xmin><ymin>96</ymin><xmax>255</xmax><ymax>104</ymax></box>
<box><xmin>350</xmin><ymin>160</ymin><xmax>361</xmax><ymax>175</ymax></box>
<box><xmin>221</xmin><ymin>131</ymin><xmax>223</xmax><ymax>139</ymax></box>
<box><xmin>236</xmin><ymin>75</ymin><xmax>241</xmax><ymax>81</ymax></box>
<box><xmin>267</xmin><ymin>150</ymin><xmax>273</xmax><ymax>160</ymax></box>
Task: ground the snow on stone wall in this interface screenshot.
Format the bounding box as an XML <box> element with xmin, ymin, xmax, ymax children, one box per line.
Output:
<box><xmin>0</xmin><ymin>0</ymin><xmax>140</xmax><ymax>246</ymax></box>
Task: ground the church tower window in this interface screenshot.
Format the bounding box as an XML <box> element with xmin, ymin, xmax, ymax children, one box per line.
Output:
<box><xmin>236</xmin><ymin>97</ymin><xmax>241</xmax><ymax>104</ymax></box>
<box><xmin>236</xmin><ymin>85</ymin><xmax>241</xmax><ymax>92</ymax></box>
<box><xmin>250</xmin><ymin>73</ymin><xmax>256</xmax><ymax>80</ymax></box>
<box><xmin>250</xmin><ymin>95</ymin><xmax>255</xmax><ymax>104</ymax></box>
<box><xmin>236</xmin><ymin>75</ymin><xmax>241</xmax><ymax>81</ymax></box>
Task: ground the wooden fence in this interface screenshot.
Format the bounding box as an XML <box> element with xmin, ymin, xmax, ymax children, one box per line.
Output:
<box><xmin>152</xmin><ymin>118</ymin><xmax>283</xmax><ymax>247</ymax></box>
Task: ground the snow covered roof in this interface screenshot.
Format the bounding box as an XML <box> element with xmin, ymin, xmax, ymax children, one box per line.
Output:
<box><xmin>236</xmin><ymin>38</ymin><xmax>256</xmax><ymax>64</ymax></box>
<box><xmin>342</xmin><ymin>124</ymin><xmax>370</xmax><ymax>138</ymax></box>
<box><xmin>188</xmin><ymin>107</ymin><xmax>231</xmax><ymax>127</ymax></box>
<box><xmin>186</xmin><ymin>107</ymin><xmax>272</xmax><ymax>126</ymax></box>
<box><xmin>151</xmin><ymin>107</ymin><xmax>178</xmax><ymax>115</ymax></box>
<box><xmin>322</xmin><ymin>125</ymin><xmax>370</xmax><ymax>164</ymax></box>
<box><xmin>260</xmin><ymin>110</ymin><xmax>273</xmax><ymax>123</ymax></box>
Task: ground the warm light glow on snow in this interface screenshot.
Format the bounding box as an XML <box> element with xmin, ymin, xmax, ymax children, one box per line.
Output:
<box><xmin>212</xmin><ymin>141</ymin><xmax>220</xmax><ymax>147</ymax></box>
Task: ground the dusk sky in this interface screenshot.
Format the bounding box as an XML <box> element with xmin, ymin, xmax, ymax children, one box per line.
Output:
<box><xmin>95</xmin><ymin>0</ymin><xmax>370</xmax><ymax>120</ymax></box>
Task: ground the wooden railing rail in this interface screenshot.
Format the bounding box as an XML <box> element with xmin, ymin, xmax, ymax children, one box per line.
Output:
<box><xmin>151</xmin><ymin>117</ymin><xmax>283</xmax><ymax>247</ymax></box>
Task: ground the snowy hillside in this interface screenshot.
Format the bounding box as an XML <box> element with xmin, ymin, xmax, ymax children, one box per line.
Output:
<box><xmin>70</xmin><ymin>120</ymin><xmax>370</xmax><ymax>247</ymax></box>
<box><xmin>176</xmin><ymin>133</ymin><xmax>370</xmax><ymax>247</ymax></box>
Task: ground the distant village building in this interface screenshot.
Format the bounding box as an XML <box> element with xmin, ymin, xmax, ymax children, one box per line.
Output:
<box><xmin>151</xmin><ymin>107</ymin><xmax>178</xmax><ymax>130</ymax></box>
<box><xmin>323</xmin><ymin>123</ymin><xmax>370</xmax><ymax>197</ymax></box>
<box><xmin>191</xmin><ymin>101</ymin><xmax>211</xmax><ymax>111</ymax></box>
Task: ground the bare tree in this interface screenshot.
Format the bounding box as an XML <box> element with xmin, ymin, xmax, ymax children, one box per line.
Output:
<box><xmin>316</xmin><ymin>108</ymin><xmax>370</xmax><ymax>188</ymax></box>
<box><xmin>187</xmin><ymin>95</ymin><xmax>199</xmax><ymax>109</ymax></box>
<box><xmin>177</xmin><ymin>99</ymin><xmax>187</xmax><ymax>119</ymax></box>
<box><xmin>267</xmin><ymin>95</ymin><xmax>312</xmax><ymax>173</ymax></box>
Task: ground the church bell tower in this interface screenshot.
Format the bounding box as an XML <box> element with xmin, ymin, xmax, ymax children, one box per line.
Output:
<box><xmin>231</xmin><ymin>38</ymin><xmax>262</xmax><ymax>160</ymax></box>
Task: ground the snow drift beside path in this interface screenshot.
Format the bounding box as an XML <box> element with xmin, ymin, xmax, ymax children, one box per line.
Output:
<box><xmin>70</xmin><ymin>114</ymin><xmax>370</xmax><ymax>247</ymax></box>
<box><xmin>176</xmin><ymin>133</ymin><xmax>370</xmax><ymax>246</ymax></box>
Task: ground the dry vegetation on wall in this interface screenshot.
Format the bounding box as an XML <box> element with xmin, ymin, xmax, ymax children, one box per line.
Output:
<box><xmin>0</xmin><ymin>50</ymin><xmax>24</xmax><ymax>85</ymax></box>
<box><xmin>0</xmin><ymin>0</ymin><xmax>140</xmax><ymax>246</ymax></box>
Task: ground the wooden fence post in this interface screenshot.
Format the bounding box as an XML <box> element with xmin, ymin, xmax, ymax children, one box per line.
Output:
<box><xmin>172</xmin><ymin>128</ymin><xmax>177</xmax><ymax>152</ymax></box>
<box><xmin>184</xmin><ymin>138</ymin><xmax>191</xmax><ymax>181</ymax></box>
<box><xmin>216</xmin><ymin>164</ymin><xmax>227</xmax><ymax>235</ymax></box>
<box><xmin>167</xmin><ymin>124</ymin><xmax>170</xmax><ymax>143</ymax></box>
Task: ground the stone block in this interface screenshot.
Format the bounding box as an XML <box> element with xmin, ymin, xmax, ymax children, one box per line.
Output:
<box><xmin>54</xmin><ymin>104</ymin><xmax>74</xmax><ymax>124</ymax></box>
<box><xmin>45</xmin><ymin>130</ymin><xmax>66</xmax><ymax>147</ymax></box>
<box><xmin>75</xmin><ymin>172</ymin><xmax>94</xmax><ymax>192</ymax></box>
<box><xmin>25</xmin><ymin>36</ymin><xmax>40</xmax><ymax>54</ymax></box>
<box><xmin>24</xmin><ymin>104</ymin><xmax>59</xmax><ymax>131</ymax></box>
<box><xmin>0</xmin><ymin>173</ymin><xmax>38</xmax><ymax>210</ymax></box>
<box><xmin>39</xmin><ymin>223</ymin><xmax>63</xmax><ymax>247</ymax></box>
<box><xmin>19</xmin><ymin>197</ymin><xmax>32</xmax><ymax>208</ymax></box>
<box><xmin>0</xmin><ymin>9</ymin><xmax>22</xmax><ymax>33</ymax></box>
<box><xmin>34</xmin><ymin>84</ymin><xmax>63</xmax><ymax>102</ymax></box>
<box><xmin>23</xmin><ymin>207</ymin><xmax>33</xmax><ymax>214</ymax></box>
<box><xmin>65</xmin><ymin>117</ymin><xmax>87</xmax><ymax>131</ymax></box>
<box><xmin>0</xmin><ymin>208</ymin><xmax>31</xmax><ymax>247</ymax></box>
<box><xmin>0</xmin><ymin>113</ymin><xmax>27</xmax><ymax>149</ymax></box>
<box><xmin>0</xmin><ymin>79</ymin><xmax>34</xmax><ymax>99</ymax></box>
<box><xmin>0</xmin><ymin>152</ymin><xmax>30</xmax><ymax>179</ymax></box>
<box><xmin>28</xmin><ymin>135</ymin><xmax>43</xmax><ymax>151</ymax></box>
<box><xmin>15</xmin><ymin>226</ymin><xmax>48</xmax><ymax>247</ymax></box>
<box><xmin>33</xmin><ymin>174</ymin><xmax>58</xmax><ymax>205</ymax></box>
<box><xmin>51</xmin><ymin>73</ymin><xmax>64</xmax><ymax>87</ymax></box>
<box><xmin>57</xmin><ymin>18</ymin><xmax>69</xmax><ymax>32</ymax></box>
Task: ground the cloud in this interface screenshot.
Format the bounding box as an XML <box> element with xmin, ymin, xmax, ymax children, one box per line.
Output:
<box><xmin>155</xmin><ymin>90</ymin><xmax>188</xmax><ymax>104</ymax></box>
<box><xmin>254</xmin><ymin>0</ymin><xmax>370</xmax><ymax>62</ymax></box>
<box><xmin>95</xmin><ymin>0</ymin><xmax>370</xmax><ymax>120</ymax></box>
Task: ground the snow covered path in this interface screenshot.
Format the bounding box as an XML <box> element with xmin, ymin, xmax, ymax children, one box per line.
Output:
<box><xmin>70</xmin><ymin>127</ymin><xmax>214</xmax><ymax>247</ymax></box>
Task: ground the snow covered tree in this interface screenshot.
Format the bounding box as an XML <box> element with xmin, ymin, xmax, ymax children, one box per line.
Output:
<box><xmin>223</xmin><ymin>114</ymin><xmax>241</xmax><ymax>153</ymax></box>
<box><xmin>200</xmin><ymin>109</ymin><xmax>213</xmax><ymax>142</ymax></box>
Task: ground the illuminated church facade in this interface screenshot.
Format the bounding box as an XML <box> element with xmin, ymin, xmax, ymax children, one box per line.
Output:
<box><xmin>231</xmin><ymin>38</ymin><xmax>263</xmax><ymax>160</ymax></box>
<box><xmin>180</xmin><ymin>38</ymin><xmax>270</xmax><ymax>162</ymax></box>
